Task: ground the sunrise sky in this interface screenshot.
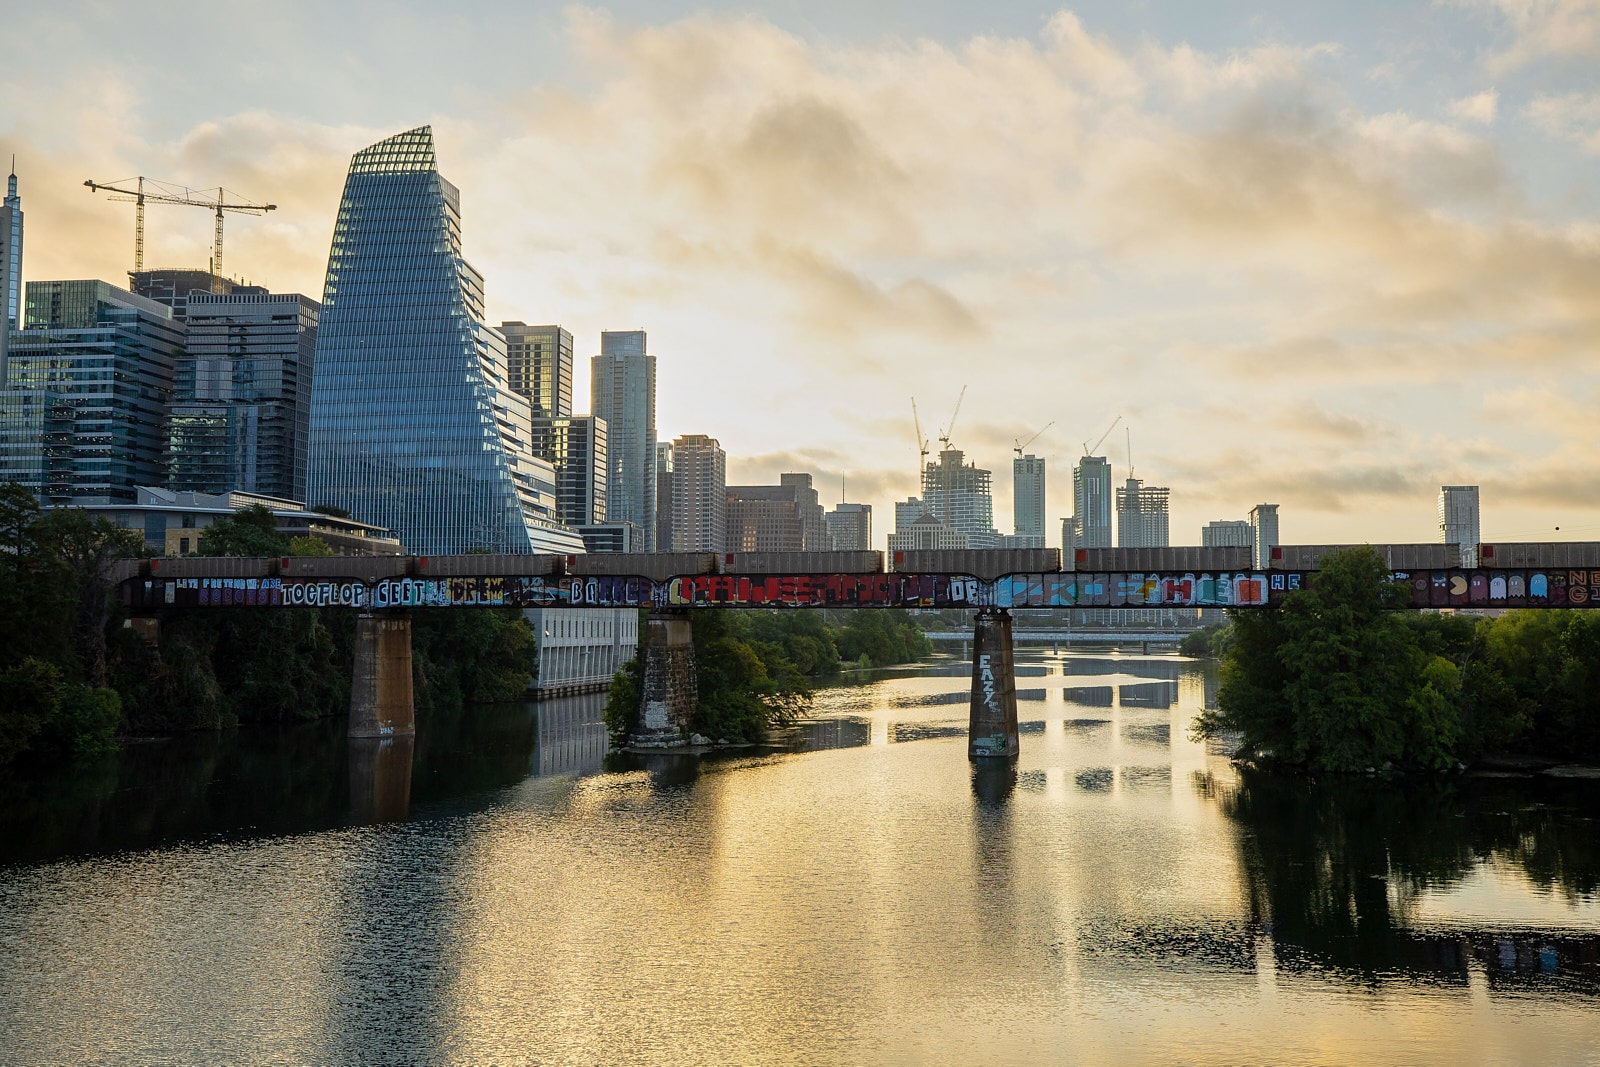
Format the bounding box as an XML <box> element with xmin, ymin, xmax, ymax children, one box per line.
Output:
<box><xmin>4</xmin><ymin>0</ymin><xmax>1599</xmax><ymax>546</ymax></box>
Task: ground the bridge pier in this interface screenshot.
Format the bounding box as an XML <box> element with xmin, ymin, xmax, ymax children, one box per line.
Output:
<box><xmin>350</xmin><ymin>612</ymin><xmax>415</xmax><ymax>738</ymax></box>
<box><xmin>969</xmin><ymin>609</ymin><xmax>1019</xmax><ymax>760</ymax></box>
<box><xmin>633</xmin><ymin>611</ymin><xmax>697</xmax><ymax>747</ymax></box>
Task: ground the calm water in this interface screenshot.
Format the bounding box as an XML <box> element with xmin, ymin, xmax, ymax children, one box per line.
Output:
<box><xmin>2</xmin><ymin>651</ymin><xmax>1598</xmax><ymax>1065</ymax></box>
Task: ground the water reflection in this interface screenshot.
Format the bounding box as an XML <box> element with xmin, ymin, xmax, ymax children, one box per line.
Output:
<box><xmin>348</xmin><ymin>736</ymin><xmax>414</xmax><ymax>823</ymax></box>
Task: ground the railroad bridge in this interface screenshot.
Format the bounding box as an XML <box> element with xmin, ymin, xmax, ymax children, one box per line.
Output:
<box><xmin>115</xmin><ymin>543</ymin><xmax>1600</xmax><ymax>761</ymax></box>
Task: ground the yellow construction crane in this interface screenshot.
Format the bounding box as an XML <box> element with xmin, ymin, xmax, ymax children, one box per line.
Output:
<box><xmin>83</xmin><ymin>176</ymin><xmax>277</xmax><ymax>282</ymax></box>
<box><xmin>1013</xmin><ymin>420</ymin><xmax>1054</xmax><ymax>457</ymax></box>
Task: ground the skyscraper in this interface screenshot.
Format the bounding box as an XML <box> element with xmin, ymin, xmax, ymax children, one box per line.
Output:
<box><xmin>1201</xmin><ymin>520</ymin><xmax>1252</xmax><ymax>548</ymax></box>
<box><xmin>306</xmin><ymin>126</ymin><xmax>578</xmax><ymax>555</ymax></box>
<box><xmin>501</xmin><ymin>322</ymin><xmax>572</xmax><ymax>418</ymax></box>
<box><xmin>592</xmin><ymin>330</ymin><xmax>657</xmax><ymax>550</ymax></box>
<box><xmin>0</xmin><ymin>281</ymin><xmax>182</xmax><ymax>503</ymax></box>
<box><xmin>654</xmin><ymin>441</ymin><xmax>674</xmax><ymax>553</ymax></box>
<box><xmin>529</xmin><ymin>416</ymin><xmax>607</xmax><ymax>527</ymax></box>
<box><xmin>167</xmin><ymin>290</ymin><xmax>319</xmax><ymax>500</ymax></box>
<box><xmin>1249</xmin><ymin>504</ymin><xmax>1280</xmax><ymax>569</ymax></box>
<box><xmin>921</xmin><ymin>448</ymin><xmax>998</xmax><ymax>548</ymax></box>
<box><xmin>1438</xmin><ymin>485</ymin><xmax>1480</xmax><ymax>568</ymax></box>
<box><xmin>1013</xmin><ymin>454</ymin><xmax>1046</xmax><ymax>548</ymax></box>
<box><xmin>671</xmin><ymin>434</ymin><xmax>725</xmax><ymax>551</ymax></box>
<box><xmin>726</xmin><ymin>473</ymin><xmax>828</xmax><ymax>552</ymax></box>
<box><xmin>1073</xmin><ymin>455</ymin><xmax>1112</xmax><ymax>549</ymax></box>
<box><xmin>826</xmin><ymin>502</ymin><xmax>872</xmax><ymax>551</ymax></box>
<box><xmin>0</xmin><ymin>161</ymin><xmax>22</xmax><ymax>382</ymax></box>
<box><xmin>1115</xmin><ymin>476</ymin><xmax>1170</xmax><ymax>548</ymax></box>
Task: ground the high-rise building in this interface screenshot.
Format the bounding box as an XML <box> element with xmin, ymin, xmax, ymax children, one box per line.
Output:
<box><xmin>592</xmin><ymin>330</ymin><xmax>656</xmax><ymax>550</ymax></box>
<box><xmin>671</xmin><ymin>434</ymin><xmax>725</xmax><ymax>551</ymax></box>
<box><xmin>1201</xmin><ymin>520</ymin><xmax>1252</xmax><ymax>548</ymax></box>
<box><xmin>888</xmin><ymin>512</ymin><xmax>967</xmax><ymax>552</ymax></box>
<box><xmin>306</xmin><ymin>126</ymin><xmax>579</xmax><ymax>555</ymax></box>
<box><xmin>826</xmin><ymin>502</ymin><xmax>872</xmax><ymax>551</ymax></box>
<box><xmin>1073</xmin><ymin>455</ymin><xmax>1112</xmax><ymax>549</ymax></box>
<box><xmin>1013</xmin><ymin>455</ymin><xmax>1046</xmax><ymax>547</ymax></box>
<box><xmin>501</xmin><ymin>322</ymin><xmax>572</xmax><ymax>418</ymax></box>
<box><xmin>1438</xmin><ymin>485</ymin><xmax>1481</xmax><ymax>568</ymax></box>
<box><xmin>530</xmin><ymin>415</ymin><xmax>607</xmax><ymax>527</ymax></box>
<box><xmin>1061</xmin><ymin>517</ymin><xmax>1078</xmax><ymax>555</ymax></box>
<box><xmin>130</xmin><ymin>269</ymin><xmax>264</xmax><ymax>320</ymax></box>
<box><xmin>922</xmin><ymin>448</ymin><xmax>998</xmax><ymax>548</ymax></box>
<box><xmin>726</xmin><ymin>472</ymin><xmax>828</xmax><ymax>552</ymax></box>
<box><xmin>0</xmin><ymin>161</ymin><xmax>22</xmax><ymax>382</ymax></box>
<box><xmin>654</xmin><ymin>440</ymin><xmax>674</xmax><ymax>554</ymax></box>
<box><xmin>1249</xmin><ymin>504</ymin><xmax>1280</xmax><ymax>569</ymax></box>
<box><xmin>166</xmin><ymin>290</ymin><xmax>319</xmax><ymax>501</ymax></box>
<box><xmin>1115</xmin><ymin>476</ymin><xmax>1170</xmax><ymax>548</ymax></box>
<box><xmin>0</xmin><ymin>281</ymin><xmax>182</xmax><ymax>503</ymax></box>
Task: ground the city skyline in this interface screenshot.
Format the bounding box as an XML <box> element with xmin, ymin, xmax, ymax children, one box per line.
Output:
<box><xmin>4</xmin><ymin>2</ymin><xmax>1599</xmax><ymax>547</ymax></box>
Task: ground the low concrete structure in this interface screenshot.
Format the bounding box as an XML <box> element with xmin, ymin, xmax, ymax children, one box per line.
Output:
<box><xmin>633</xmin><ymin>613</ymin><xmax>697</xmax><ymax>746</ymax></box>
<box><xmin>526</xmin><ymin>607</ymin><xmax>639</xmax><ymax>697</ymax></box>
<box><xmin>968</xmin><ymin>610</ymin><xmax>1019</xmax><ymax>760</ymax></box>
<box><xmin>349</xmin><ymin>613</ymin><xmax>414</xmax><ymax>737</ymax></box>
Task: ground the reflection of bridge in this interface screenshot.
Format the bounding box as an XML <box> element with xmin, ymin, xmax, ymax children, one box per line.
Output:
<box><xmin>925</xmin><ymin>629</ymin><xmax>1192</xmax><ymax>646</ymax></box>
<box><xmin>115</xmin><ymin>543</ymin><xmax>1600</xmax><ymax>765</ymax></box>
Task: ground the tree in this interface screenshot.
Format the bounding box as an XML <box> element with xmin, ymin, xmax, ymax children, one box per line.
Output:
<box><xmin>196</xmin><ymin>504</ymin><xmax>288</xmax><ymax>557</ymax></box>
<box><xmin>35</xmin><ymin>509</ymin><xmax>146</xmax><ymax>688</ymax></box>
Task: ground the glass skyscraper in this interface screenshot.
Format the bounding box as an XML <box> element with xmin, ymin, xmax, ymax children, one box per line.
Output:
<box><xmin>1073</xmin><ymin>455</ymin><xmax>1113</xmax><ymax>549</ymax></box>
<box><xmin>501</xmin><ymin>322</ymin><xmax>572</xmax><ymax>418</ymax></box>
<box><xmin>0</xmin><ymin>162</ymin><xmax>22</xmax><ymax>382</ymax></box>
<box><xmin>307</xmin><ymin>126</ymin><xmax>579</xmax><ymax>555</ymax></box>
<box><xmin>591</xmin><ymin>330</ymin><xmax>656</xmax><ymax>550</ymax></box>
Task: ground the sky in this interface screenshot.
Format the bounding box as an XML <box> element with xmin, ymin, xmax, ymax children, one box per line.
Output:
<box><xmin>3</xmin><ymin>0</ymin><xmax>1600</xmax><ymax>547</ymax></box>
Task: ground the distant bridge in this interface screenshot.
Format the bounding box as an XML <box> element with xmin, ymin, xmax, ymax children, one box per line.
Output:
<box><xmin>925</xmin><ymin>630</ymin><xmax>1194</xmax><ymax>646</ymax></box>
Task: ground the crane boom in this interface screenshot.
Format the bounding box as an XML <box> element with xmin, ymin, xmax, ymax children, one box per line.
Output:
<box><xmin>1014</xmin><ymin>420</ymin><xmax>1054</xmax><ymax>457</ymax></box>
<box><xmin>938</xmin><ymin>385</ymin><xmax>967</xmax><ymax>450</ymax></box>
<box><xmin>1084</xmin><ymin>414</ymin><xmax>1121</xmax><ymax>457</ymax></box>
<box><xmin>910</xmin><ymin>397</ymin><xmax>930</xmax><ymax>482</ymax></box>
<box><xmin>84</xmin><ymin>176</ymin><xmax>277</xmax><ymax>282</ymax></box>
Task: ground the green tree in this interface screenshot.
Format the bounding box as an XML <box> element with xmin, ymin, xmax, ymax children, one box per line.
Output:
<box><xmin>196</xmin><ymin>504</ymin><xmax>288</xmax><ymax>557</ymax></box>
<box><xmin>36</xmin><ymin>509</ymin><xmax>146</xmax><ymax>687</ymax></box>
<box><xmin>287</xmin><ymin>535</ymin><xmax>334</xmax><ymax>557</ymax></box>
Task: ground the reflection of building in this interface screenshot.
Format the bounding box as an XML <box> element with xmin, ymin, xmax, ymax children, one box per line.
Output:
<box><xmin>826</xmin><ymin>502</ymin><xmax>872</xmax><ymax>551</ymax></box>
<box><xmin>1073</xmin><ymin>456</ymin><xmax>1112</xmax><ymax>548</ymax></box>
<box><xmin>530</xmin><ymin>416</ymin><xmax>607</xmax><ymax>527</ymax></box>
<box><xmin>592</xmin><ymin>330</ymin><xmax>656</xmax><ymax>550</ymax></box>
<box><xmin>1</xmin><ymin>281</ymin><xmax>182</xmax><ymax>504</ymax></box>
<box><xmin>1202</xmin><ymin>520</ymin><xmax>1252</xmax><ymax>548</ymax></box>
<box><xmin>1250</xmin><ymin>503</ymin><xmax>1279</xmax><ymax>569</ymax></box>
<box><xmin>501</xmin><ymin>322</ymin><xmax>572</xmax><ymax>418</ymax></box>
<box><xmin>1116</xmin><ymin>477</ymin><xmax>1170</xmax><ymax>548</ymax></box>
<box><xmin>1438</xmin><ymin>485</ymin><xmax>1480</xmax><ymax>568</ymax></box>
<box><xmin>1013</xmin><ymin>455</ymin><xmax>1046</xmax><ymax>546</ymax></box>
<box><xmin>166</xmin><ymin>290</ymin><xmax>320</xmax><ymax>501</ymax></box>
<box><xmin>672</xmin><ymin>433</ymin><xmax>726</xmax><ymax>551</ymax></box>
<box><xmin>726</xmin><ymin>472</ymin><xmax>828</xmax><ymax>552</ymax></box>
<box><xmin>526</xmin><ymin>608</ymin><xmax>639</xmax><ymax>696</ymax></box>
<box><xmin>922</xmin><ymin>448</ymin><xmax>997</xmax><ymax>547</ymax></box>
<box><xmin>306</xmin><ymin>126</ymin><xmax>578</xmax><ymax>554</ymax></box>
<box><xmin>71</xmin><ymin>485</ymin><xmax>401</xmax><ymax>556</ymax></box>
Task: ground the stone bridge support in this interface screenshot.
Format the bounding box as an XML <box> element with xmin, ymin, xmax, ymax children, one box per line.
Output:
<box><xmin>350</xmin><ymin>612</ymin><xmax>415</xmax><ymax>738</ymax></box>
<box><xmin>633</xmin><ymin>611</ymin><xmax>697</xmax><ymax>747</ymax></box>
<box><xmin>969</xmin><ymin>609</ymin><xmax>1019</xmax><ymax>760</ymax></box>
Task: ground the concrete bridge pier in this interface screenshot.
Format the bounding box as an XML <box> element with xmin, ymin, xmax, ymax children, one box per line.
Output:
<box><xmin>350</xmin><ymin>611</ymin><xmax>415</xmax><ymax>738</ymax></box>
<box><xmin>633</xmin><ymin>611</ymin><xmax>697</xmax><ymax>747</ymax></box>
<box><xmin>348</xmin><ymin>735</ymin><xmax>415</xmax><ymax>823</ymax></box>
<box><xmin>969</xmin><ymin>609</ymin><xmax>1019</xmax><ymax>760</ymax></box>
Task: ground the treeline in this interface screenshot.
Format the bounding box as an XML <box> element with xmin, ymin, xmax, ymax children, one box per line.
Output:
<box><xmin>1192</xmin><ymin>546</ymin><xmax>1600</xmax><ymax>771</ymax></box>
<box><xmin>1</xmin><ymin>491</ymin><xmax>535</xmax><ymax>767</ymax></box>
<box><xmin>605</xmin><ymin>608</ymin><xmax>933</xmax><ymax>744</ymax></box>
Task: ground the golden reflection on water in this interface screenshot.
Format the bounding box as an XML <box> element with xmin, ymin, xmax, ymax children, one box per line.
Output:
<box><xmin>1</xmin><ymin>651</ymin><xmax>1598</xmax><ymax>1064</ymax></box>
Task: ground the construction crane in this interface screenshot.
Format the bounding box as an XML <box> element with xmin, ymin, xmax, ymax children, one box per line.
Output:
<box><xmin>1083</xmin><ymin>414</ymin><xmax>1121</xmax><ymax>457</ymax></box>
<box><xmin>83</xmin><ymin>176</ymin><xmax>277</xmax><ymax>281</ymax></box>
<box><xmin>1013</xmin><ymin>420</ymin><xmax>1054</xmax><ymax>457</ymax></box>
<box><xmin>909</xmin><ymin>397</ymin><xmax>931</xmax><ymax>482</ymax></box>
<box><xmin>937</xmin><ymin>385</ymin><xmax>967</xmax><ymax>451</ymax></box>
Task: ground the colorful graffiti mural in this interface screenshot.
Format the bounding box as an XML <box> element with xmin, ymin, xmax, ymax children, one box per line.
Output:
<box><xmin>123</xmin><ymin>569</ymin><xmax>1600</xmax><ymax>613</ymax></box>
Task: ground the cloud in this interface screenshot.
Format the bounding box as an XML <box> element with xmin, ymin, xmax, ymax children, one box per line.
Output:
<box><xmin>1449</xmin><ymin>88</ymin><xmax>1500</xmax><ymax>123</ymax></box>
<box><xmin>1451</xmin><ymin>0</ymin><xmax>1600</xmax><ymax>73</ymax></box>
<box><xmin>1524</xmin><ymin>92</ymin><xmax>1600</xmax><ymax>152</ymax></box>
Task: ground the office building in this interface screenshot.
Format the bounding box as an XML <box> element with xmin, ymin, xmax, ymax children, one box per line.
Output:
<box><xmin>1202</xmin><ymin>520</ymin><xmax>1252</xmax><ymax>548</ymax></box>
<box><xmin>671</xmin><ymin>434</ymin><xmax>725</xmax><ymax>551</ymax></box>
<box><xmin>526</xmin><ymin>607</ymin><xmax>639</xmax><ymax>696</ymax></box>
<box><xmin>1061</xmin><ymin>517</ymin><xmax>1078</xmax><ymax>554</ymax></box>
<box><xmin>73</xmin><ymin>485</ymin><xmax>401</xmax><ymax>556</ymax></box>
<box><xmin>576</xmin><ymin>521</ymin><xmax>641</xmax><ymax>553</ymax></box>
<box><xmin>501</xmin><ymin>322</ymin><xmax>572</xmax><ymax>418</ymax></box>
<box><xmin>1073</xmin><ymin>455</ymin><xmax>1113</xmax><ymax>549</ymax></box>
<box><xmin>654</xmin><ymin>441</ymin><xmax>674</xmax><ymax>554</ymax></box>
<box><xmin>166</xmin><ymin>290</ymin><xmax>319</xmax><ymax>501</ymax></box>
<box><xmin>1116</xmin><ymin>477</ymin><xmax>1170</xmax><ymax>548</ymax></box>
<box><xmin>130</xmin><ymin>269</ymin><xmax>264</xmax><ymax>320</ymax></box>
<box><xmin>1439</xmin><ymin>485</ymin><xmax>1481</xmax><ymax>568</ymax></box>
<box><xmin>921</xmin><ymin>448</ymin><xmax>998</xmax><ymax>548</ymax></box>
<box><xmin>1249</xmin><ymin>504</ymin><xmax>1280</xmax><ymax>569</ymax></box>
<box><xmin>726</xmin><ymin>472</ymin><xmax>828</xmax><ymax>553</ymax></box>
<box><xmin>1013</xmin><ymin>454</ymin><xmax>1046</xmax><ymax>546</ymax></box>
<box><xmin>0</xmin><ymin>162</ymin><xmax>21</xmax><ymax>382</ymax></box>
<box><xmin>0</xmin><ymin>281</ymin><xmax>182</xmax><ymax>503</ymax></box>
<box><xmin>826</xmin><ymin>502</ymin><xmax>872</xmax><ymax>551</ymax></box>
<box><xmin>306</xmin><ymin>126</ymin><xmax>579</xmax><ymax>555</ymax></box>
<box><xmin>592</xmin><ymin>330</ymin><xmax>656</xmax><ymax>550</ymax></box>
<box><xmin>888</xmin><ymin>511</ymin><xmax>967</xmax><ymax>553</ymax></box>
<box><xmin>529</xmin><ymin>415</ymin><xmax>607</xmax><ymax>527</ymax></box>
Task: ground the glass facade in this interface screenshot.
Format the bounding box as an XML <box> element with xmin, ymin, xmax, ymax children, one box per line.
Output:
<box><xmin>529</xmin><ymin>415</ymin><xmax>606</xmax><ymax>526</ymax></box>
<box><xmin>167</xmin><ymin>291</ymin><xmax>319</xmax><ymax>499</ymax></box>
<box><xmin>592</xmin><ymin>330</ymin><xmax>656</xmax><ymax>550</ymax></box>
<box><xmin>1073</xmin><ymin>456</ymin><xmax>1113</xmax><ymax>549</ymax></box>
<box><xmin>1</xmin><ymin>281</ymin><xmax>182</xmax><ymax>504</ymax></box>
<box><xmin>1</xmin><ymin>165</ymin><xmax>21</xmax><ymax>382</ymax></box>
<box><xmin>501</xmin><ymin>322</ymin><xmax>572</xmax><ymax>418</ymax></box>
<box><xmin>307</xmin><ymin>126</ymin><xmax>579</xmax><ymax>555</ymax></box>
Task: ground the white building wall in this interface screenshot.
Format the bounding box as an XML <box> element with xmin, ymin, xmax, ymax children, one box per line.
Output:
<box><xmin>526</xmin><ymin>607</ymin><xmax>640</xmax><ymax>694</ymax></box>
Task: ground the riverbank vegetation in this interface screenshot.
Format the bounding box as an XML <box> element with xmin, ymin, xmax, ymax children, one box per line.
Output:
<box><xmin>0</xmin><ymin>491</ymin><xmax>535</xmax><ymax>768</ymax></box>
<box><xmin>1191</xmin><ymin>546</ymin><xmax>1600</xmax><ymax>771</ymax></box>
<box><xmin>604</xmin><ymin>608</ymin><xmax>933</xmax><ymax>744</ymax></box>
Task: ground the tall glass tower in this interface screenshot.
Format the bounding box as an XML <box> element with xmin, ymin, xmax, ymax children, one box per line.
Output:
<box><xmin>308</xmin><ymin>126</ymin><xmax>578</xmax><ymax>555</ymax></box>
<box><xmin>0</xmin><ymin>161</ymin><xmax>22</xmax><ymax>383</ymax></box>
<box><xmin>591</xmin><ymin>330</ymin><xmax>656</xmax><ymax>550</ymax></box>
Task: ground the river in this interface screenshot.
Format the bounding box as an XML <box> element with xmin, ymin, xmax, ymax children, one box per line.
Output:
<box><xmin>1</xmin><ymin>650</ymin><xmax>1597</xmax><ymax>1064</ymax></box>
